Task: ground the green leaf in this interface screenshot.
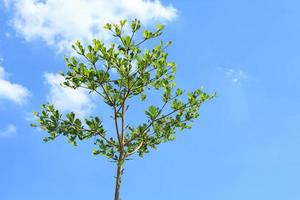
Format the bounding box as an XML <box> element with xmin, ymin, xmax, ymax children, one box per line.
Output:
<box><xmin>169</xmin><ymin>62</ymin><xmax>176</xmax><ymax>67</ymax></box>
<box><xmin>131</xmin><ymin>19</ymin><xmax>141</xmax><ymax>32</ymax></box>
<box><xmin>166</xmin><ymin>41</ymin><xmax>172</xmax><ymax>47</ymax></box>
<box><xmin>103</xmin><ymin>23</ymin><xmax>112</xmax><ymax>30</ymax></box>
<box><xmin>143</xmin><ymin>30</ymin><xmax>153</xmax><ymax>39</ymax></box>
<box><xmin>176</xmin><ymin>88</ymin><xmax>183</xmax><ymax>96</ymax></box>
<box><xmin>156</xmin><ymin>24</ymin><xmax>165</xmax><ymax>31</ymax></box>
<box><xmin>86</xmin><ymin>53</ymin><xmax>97</xmax><ymax>64</ymax></box>
<box><xmin>140</xmin><ymin>93</ymin><xmax>147</xmax><ymax>101</ymax></box>
<box><xmin>92</xmin><ymin>149</ymin><xmax>100</xmax><ymax>155</ymax></box>
<box><xmin>66</xmin><ymin>112</ymin><xmax>75</xmax><ymax>122</ymax></box>
<box><xmin>30</xmin><ymin>123</ymin><xmax>37</xmax><ymax>127</ymax></box>
<box><xmin>120</xmin><ymin>19</ymin><xmax>127</xmax><ymax>27</ymax></box>
<box><xmin>122</xmin><ymin>36</ymin><xmax>132</xmax><ymax>47</ymax></box>
<box><xmin>145</xmin><ymin>106</ymin><xmax>159</xmax><ymax>120</ymax></box>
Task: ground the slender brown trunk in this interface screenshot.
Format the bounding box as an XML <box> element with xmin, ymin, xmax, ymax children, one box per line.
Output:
<box><xmin>114</xmin><ymin>156</ymin><xmax>124</xmax><ymax>200</ymax></box>
<box><xmin>114</xmin><ymin>98</ymin><xmax>126</xmax><ymax>200</ymax></box>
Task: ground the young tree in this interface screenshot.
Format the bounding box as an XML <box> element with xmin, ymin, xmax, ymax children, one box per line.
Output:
<box><xmin>31</xmin><ymin>19</ymin><xmax>214</xmax><ymax>200</ymax></box>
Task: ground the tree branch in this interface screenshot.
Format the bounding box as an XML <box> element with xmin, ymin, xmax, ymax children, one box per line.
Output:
<box><xmin>125</xmin><ymin>141</ymin><xmax>144</xmax><ymax>157</ymax></box>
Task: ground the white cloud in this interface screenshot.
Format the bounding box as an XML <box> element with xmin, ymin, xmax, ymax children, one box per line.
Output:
<box><xmin>217</xmin><ymin>67</ymin><xmax>248</xmax><ymax>83</ymax></box>
<box><xmin>0</xmin><ymin>66</ymin><xmax>30</xmax><ymax>104</ymax></box>
<box><xmin>5</xmin><ymin>0</ymin><xmax>177</xmax><ymax>52</ymax></box>
<box><xmin>0</xmin><ymin>124</ymin><xmax>17</xmax><ymax>137</ymax></box>
<box><xmin>44</xmin><ymin>73</ymin><xmax>95</xmax><ymax>118</ymax></box>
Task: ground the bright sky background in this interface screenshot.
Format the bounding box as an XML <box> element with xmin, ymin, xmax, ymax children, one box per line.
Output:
<box><xmin>1</xmin><ymin>0</ymin><xmax>300</xmax><ymax>200</ymax></box>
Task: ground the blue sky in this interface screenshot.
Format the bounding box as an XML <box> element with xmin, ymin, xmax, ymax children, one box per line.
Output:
<box><xmin>1</xmin><ymin>0</ymin><xmax>300</xmax><ymax>199</ymax></box>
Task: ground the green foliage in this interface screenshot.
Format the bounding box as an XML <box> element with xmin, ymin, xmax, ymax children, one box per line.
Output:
<box><xmin>31</xmin><ymin>19</ymin><xmax>214</xmax><ymax>161</ymax></box>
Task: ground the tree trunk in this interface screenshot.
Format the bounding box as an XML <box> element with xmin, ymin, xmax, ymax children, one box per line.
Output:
<box><xmin>114</xmin><ymin>159</ymin><xmax>123</xmax><ymax>200</ymax></box>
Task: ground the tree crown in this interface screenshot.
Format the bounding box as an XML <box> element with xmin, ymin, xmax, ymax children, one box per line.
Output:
<box><xmin>31</xmin><ymin>19</ymin><xmax>215</xmax><ymax>161</ymax></box>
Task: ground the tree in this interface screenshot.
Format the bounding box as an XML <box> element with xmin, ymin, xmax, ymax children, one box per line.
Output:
<box><xmin>31</xmin><ymin>19</ymin><xmax>214</xmax><ymax>200</ymax></box>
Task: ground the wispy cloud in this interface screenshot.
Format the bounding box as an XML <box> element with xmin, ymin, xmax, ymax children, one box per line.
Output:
<box><xmin>4</xmin><ymin>0</ymin><xmax>177</xmax><ymax>52</ymax></box>
<box><xmin>0</xmin><ymin>65</ymin><xmax>30</xmax><ymax>104</ymax></box>
<box><xmin>217</xmin><ymin>67</ymin><xmax>248</xmax><ymax>84</ymax></box>
<box><xmin>44</xmin><ymin>73</ymin><xmax>95</xmax><ymax>118</ymax></box>
<box><xmin>0</xmin><ymin>124</ymin><xmax>17</xmax><ymax>137</ymax></box>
